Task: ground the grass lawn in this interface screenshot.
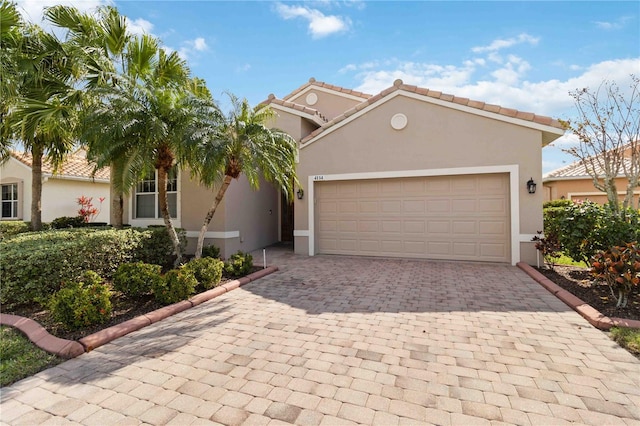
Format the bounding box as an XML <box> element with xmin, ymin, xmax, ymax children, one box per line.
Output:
<box><xmin>610</xmin><ymin>327</ymin><xmax>640</xmax><ymax>357</ymax></box>
<box><xmin>547</xmin><ymin>253</ymin><xmax>589</xmax><ymax>268</ymax></box>
<box><xmin>0</xmin><ymin>326</ymin><xmax>63</xmax><ymax>387</ymax></box>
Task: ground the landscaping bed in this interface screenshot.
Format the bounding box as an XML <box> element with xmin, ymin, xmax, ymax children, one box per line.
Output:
<box><xmin>2</xmin><ymin>269</ymin><xmax>260</xmax><ymax>342</ymax></box>
<box><xmin>536</xmin><ymin>265</ymin><xmax>640</xmax><ymax>322</ymax></box>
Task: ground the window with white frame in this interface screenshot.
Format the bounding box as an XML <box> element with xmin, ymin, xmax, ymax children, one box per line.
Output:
<box><xmin>134</xmin><ymin>168</ymin><xmax>178</xmax><ymax>219</ymax></box>
<box><xmin>1</xmin><ymin>183</ymin><xmax>19</xmax><ymax>219</ymax></box>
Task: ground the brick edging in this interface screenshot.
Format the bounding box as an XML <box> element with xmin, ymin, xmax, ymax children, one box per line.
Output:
<box><xmin>1</xmin><ymin>266</ymin><xmax>279</xmax><ymax>358</ymax></box>
<box><xmin>517</xmin><ymin>262</ymin><xmax>640</xmax><ymax>330</ymax></box>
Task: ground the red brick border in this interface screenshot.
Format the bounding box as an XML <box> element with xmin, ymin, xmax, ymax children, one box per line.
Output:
<box><xmin>517</xmin><ymin>262</ymin><xmax>640</xmax><ymax>330</ymax></box>
<box><xmin>1</xmin><ymin>266</ymin><xmax>279</xmax><ymax>357</ymax></box>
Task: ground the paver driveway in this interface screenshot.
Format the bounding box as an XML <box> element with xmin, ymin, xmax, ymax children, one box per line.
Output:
<box><xmin>2</xmin><ymin>249</ymin><xmax>639</xmax><ymax>426</ymax></box>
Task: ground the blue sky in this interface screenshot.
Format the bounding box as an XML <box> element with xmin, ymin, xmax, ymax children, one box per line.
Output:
<box><xmin>17</xmin><ymin>1</ymin><xmax>640</xmax><ymax>173</ymax></box>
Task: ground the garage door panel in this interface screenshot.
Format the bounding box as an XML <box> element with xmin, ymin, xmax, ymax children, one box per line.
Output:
<box><xmin>316</xmin><ymin>174</ymin><xmax>510</xmax><ymax>262</ymax></box>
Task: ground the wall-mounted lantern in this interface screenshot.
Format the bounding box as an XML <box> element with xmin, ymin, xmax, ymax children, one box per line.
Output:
<box><xmin>526</xmin><ymin>178</ymin><xmax>537</xmax><ymax>194</ymax></box>
<box><xmin>296</xmin><ymin>189</ymin><xmax>304</xmax><ymax>200</ymax></box>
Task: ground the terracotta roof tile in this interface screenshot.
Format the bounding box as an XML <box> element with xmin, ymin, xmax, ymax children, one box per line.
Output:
<box><xmin>11</xmin><ymin>150</ymin><xmax>110</xmax><ymax>181</ymax></box>
<box><xmin>299</xmin><ymin>80</ymin><xmax>564</xmax><ymax>145</ymax></box>
<box><xmin>281</xmin><ymin>77</ymin><xmax>371</xmax><ymax>101</ymax></box>
<box><xmin>259</xmin><ymin>96</ymin><xmax>328</xmax><ymax>124</ymax></box>
<box><xmin>544</xmin><ymin>143</ymin><xmax>637</xmax><ymax>180</ymax></box>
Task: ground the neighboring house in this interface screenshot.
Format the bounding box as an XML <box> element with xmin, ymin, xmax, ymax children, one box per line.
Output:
<box><xmin>543</xmin><ymin>145</ymin><xmax>640</xmax><ymax>206</ymax></box>
<box><xmin>0</xmin><ymin>149</ymin><xmax>110</xmax><ymax>223</ymax></box>
<box><xmin>123</xmin><ymin>78</ymin><xmax>564</xmax><ymax>265</ymax></box>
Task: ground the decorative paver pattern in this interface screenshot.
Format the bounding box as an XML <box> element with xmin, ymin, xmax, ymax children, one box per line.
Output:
<box><xmin>1</xmin><ymin>249</ymin><xmax>639</xmax><ymax>425</ymax></box>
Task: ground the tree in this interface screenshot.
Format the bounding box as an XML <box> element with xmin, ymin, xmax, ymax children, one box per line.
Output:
<box><xmin>2</xmin><ymin>15</ymin><xmax>80</xmax><ymax>230</ymax></box>
<box><xmin>82</xmin><ymin>34</ymin><xmax>218</xmax><ymax>265</ymax></box>
<box><xmin>45</xmin><ymin>4</ymin><xmax>131</xmax><ymax>227</ymax></box>
<box><xmin>0</xmin><ymin>1</ymin><xmax>23</xmax><ymax>161</ymax></box>
<box><xmin>561</xmin><ymin>76</ymin><xmax>640</xmax><ymax>211</ymax></box>
<box><xmin>193</xmin><ymin>94</ymin><xmax>299</xmax><ymax>259</ymax></box>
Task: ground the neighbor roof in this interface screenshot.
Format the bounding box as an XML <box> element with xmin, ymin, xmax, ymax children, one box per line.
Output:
<box><xmin>301</xmin><ymin>79</ymin><xmax>565</xmax><ymax>146</ymax></box>
<box><xmin>11</xmin><ymin>149</ymin><xmax>110</xmax><ymax>182</ymax></box>
<box><xmin>544</xmin><ymin>146</ymin><xmax>637</xmax><ymax>181</ymax></box>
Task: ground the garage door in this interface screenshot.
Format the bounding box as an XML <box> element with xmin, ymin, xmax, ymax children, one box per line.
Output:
<box><xmin>316</xmin><ymin>173</ymin><xmax>510</xmax><ymax>262</ymax></box>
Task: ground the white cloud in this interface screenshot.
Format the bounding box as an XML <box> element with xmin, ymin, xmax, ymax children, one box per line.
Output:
<box><xmin>16</xmin><ymin>0</ymin><xmax>106</xmax><ymax>33</ymax></box>
<box><xmin>472</xmin><ymin>33</ymin><xmax>540</xmax><ymax>54</ymax></box>
<box><xmin>177</xmin><ymin>37</ymin><xmax>209</xmax><ymax>60</ymax></box>
<box><xmin>236</xmin><ymin>63</ymin><xmax>251</xmax><ymax>72</ymax></box>
<box><xmin>346</xmin><ymin>57</ymin><xmax>640</xmax><ymax>120</ymax></box>
<box><xmin>126</xmin><ymin>17</ymin><xmax>154</xmax><ymax>35</ymax></box>
<box><xmin>275</xmin><ymin>3</ymin><xmax>351</xmax><ymax>38</ymax></box>
<box><xmin>595</xmin><ymin>16</ymin><xmax>634</xmax><ymax>30</ymax></box>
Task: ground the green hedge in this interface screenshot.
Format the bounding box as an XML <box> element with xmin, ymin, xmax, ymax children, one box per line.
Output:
<box><xmin>0</xmin><ymin>227</ymin><xmax>185</xmax><ymax>307</ymax></box>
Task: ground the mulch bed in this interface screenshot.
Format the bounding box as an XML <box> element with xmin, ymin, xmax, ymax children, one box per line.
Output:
<box><xmin>2</xmin><ymin>268</ymin><xmax>261</xmax><ymax>342</ymax></box>
<box><xmin>536</xmin><ymin>265</ymin><xmax>640</xmax><ymax>322</ymax></box>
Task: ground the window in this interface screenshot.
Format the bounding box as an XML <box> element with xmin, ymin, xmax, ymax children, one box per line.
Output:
<box><xmin>1</xmin><ymin>183</ymin><xmax>18</xmax><ymax>219</ymax></box>
<box><xmin>134</xmin><ymin>168</ymin><xmax>178</xmax><ymax>219</ymax></box>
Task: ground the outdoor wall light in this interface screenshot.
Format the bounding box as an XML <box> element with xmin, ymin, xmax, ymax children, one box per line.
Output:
<box><xmin>297</xmin><ymin>189</ymin><xmax>304</xmax><ymax>200</ymax></box>
<box><xmin>527</xmin><ymin>178</ymin><xmax>537</xmax><ymax>194</ymax></box>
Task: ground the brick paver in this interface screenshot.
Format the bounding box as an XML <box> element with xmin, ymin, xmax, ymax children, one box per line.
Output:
<box><xmin>1</xmin><ymin>248</ymin><xmax>639</xmax><ymax>425</ymax></box>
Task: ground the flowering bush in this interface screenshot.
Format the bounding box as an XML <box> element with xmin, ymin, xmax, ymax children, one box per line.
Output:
<box><xmin>77</xmin><ymin>196</ymin><xmax>105</xmax><ymax>223</ymax></box>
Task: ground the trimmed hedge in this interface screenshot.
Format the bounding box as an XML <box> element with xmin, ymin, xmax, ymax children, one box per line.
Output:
<box><xmin>184</xmin><ymin>257</ymin><xmax>224</xmax><ymax>290</ymax></box>
<box><xmin>113</xmin><ymin>262</ymin><xmax>162</xmax><ymax>297</ymax></box>
<box><xmin>153</xmin><ymin>267</ymin><xmax>197</xmax><ymax>305</ymax></box>
<box><xmin>0</xmin><ymin>227</ymin><xmax>186</xmax><ymax>307</ymax></box>
<box><xmin>225</xmin><ymin>251</ymin><xmax>253</xmax><ymax>278</ymax></box>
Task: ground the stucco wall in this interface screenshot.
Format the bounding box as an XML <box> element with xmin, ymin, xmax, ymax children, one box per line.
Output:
<box><xmin>293</xmin><ymin>93</ymin><xmax>547</xmax><ymax>264</ymax></box>
<box><xmin>288</xmin><ymin>89</ymin><xmax>366</xmax><ymax>120</ymax></box>
<box><xmin>1</xmin><ymin>158</ymin><xmax>110</xmax><ymax>223</ymax></box>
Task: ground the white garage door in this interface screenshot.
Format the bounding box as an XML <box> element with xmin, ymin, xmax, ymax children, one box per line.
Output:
<box><xmin>316</xmin><ymin>173</ymin><xmax>510</xmax><ymax>262</ymax></box>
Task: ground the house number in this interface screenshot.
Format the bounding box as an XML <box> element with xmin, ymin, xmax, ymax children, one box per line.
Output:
<box><xmin>313</xmin><ymin>175</ymin><xmax>325</xmax><ymax>181</ymax></box>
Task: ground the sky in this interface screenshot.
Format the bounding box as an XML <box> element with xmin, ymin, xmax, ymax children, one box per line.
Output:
<box><xmin>15</xmin><ymin>0</ymin><xmax>640</xmax><ymax>174</ymax></box>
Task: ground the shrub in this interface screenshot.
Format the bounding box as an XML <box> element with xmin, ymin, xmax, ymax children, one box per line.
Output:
<box><xmin>591</xmin><ymin>242</ymin><xmax>640</xmax><ymax>308</ymax></box>
<box><xmin>184</xmin><ymin>257</ymin><xmax>224</xmax><ymax>290</ymax></box>
<box><xmin>0</xmin><ymin>228</ymin><xmax>143</xmax><ymax>307</ymax></box>
<box><xmin>0</xmin><ymin>221</ymin><xmax>30</xmax><ymax>239</ymax></box>
<box><xmin>51</xmin><ymin>216</ymin><xmax>85</xmax><ymax>229</ymax></box>
<box><xmin>225</xmin><ymin>251</ymin><xmax>253</xmax><ymax>277</ymax></box>
<box><xmin>113</xmin><ymin>262</ymin><xmax>162</xmax><ymax>297</ymax></box>
<box><xmin>543</xmin><ymin>199</ymin><xmax>574</xmax><ymax>209</ymax></box>
<box><xmin>134</xmin><ymin>226</ymin><xmax>187</xmax><ymax>269</ymax></box>
<box><xmin>153</xmin><ymin>267</ymin><xmax>197</xmax><ymax>305</ymax></box>
<box><xmin>545</xmin><ymin>201</ymin><xmax>640</xmax><ymax>264</ymax></box>
<box><xmin>48</xmin><ymin>271</ymin><xmax>112</xmax><ymax>330</ymax></box>
<box><xmin>202</xmin><ymin>244</ymin><xmax>221</xmax><ymax>259</ymax></box>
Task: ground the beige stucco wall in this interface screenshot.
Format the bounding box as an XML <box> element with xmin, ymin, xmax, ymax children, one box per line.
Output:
<box><xmin>288</xmin><ymin>89</ymin><xmax>366</xmax><ymax>120</ymax></box>
<box><xmin>1</xmin><ymin>158</ymin><xmax>110</xmax><ymax>223</ymax></box>
<box><xmin>544</xmin><ymin>177</ymin><xmax>640</xmax><ymax>207</ymax></box>
<box><xmin>292</xmin><ymin>93</ymin><xmax>547</xmax><ymax>264</ymax></box>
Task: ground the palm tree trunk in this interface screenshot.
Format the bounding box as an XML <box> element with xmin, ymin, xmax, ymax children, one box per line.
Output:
<box><xmin>30</xmin><ymin>144</ymin><xmax>43</xmax><ymax>231</ymax></box>
<box><xmin>157</xmin><ymin>166</ymin><xmax>182</xmax><ymax>266</ymax></box>
<box><xmin>195</xmin><ymin>175</ymin><xmax>233</xmax><ymax>259</ymax></box>
<box><xmin>109</xmin><ymin>168</ymin><xmax>123</xmax><ymax>228</ymax></box>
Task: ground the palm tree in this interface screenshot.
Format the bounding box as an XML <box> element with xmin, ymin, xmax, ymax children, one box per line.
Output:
<box><xmin>193</xmin><ymin>94</ymin><xmax>299</xmax><ymax>259</ymax></box>
<box><xmin>0</xmin><ymin>1</ymin><xmax>23</xmax><ymax>161</ymax></box>
<box><xmin>2</xmin><ymin>17</ymin><xmax>80</xmax><ymax>230</ymax></box>
<box><xmin>82</xmin><ymin>34</ymin><xmax>219</xmax><ymax>264</ymax></box>
<box><xmin>45</xmin><ymin>5</ymin><xmax>130</xmax><ymax>227</ymax></box>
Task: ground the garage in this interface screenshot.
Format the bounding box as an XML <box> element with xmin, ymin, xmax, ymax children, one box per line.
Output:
<box><xmin>315</xmin><ymin>173</ymin><xmax>510</xmax><ymax>263</ymax></box>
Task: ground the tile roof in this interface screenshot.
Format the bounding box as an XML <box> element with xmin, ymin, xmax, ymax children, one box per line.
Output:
<box><xmin>259</xmin><ymin>95</ymin><xmax>329</xmax><ymax>125</ymax></box>
<box><xmin>544</xmin><ymin>148</ymin><xmax>636</xmax><ymax>181</ymax></box>
<box><xmin>300</xmin><ymin>79</ymin><xmax>565</xmax><ymax>145</ymax></box>
<box><xmin>282</xmin><ymin>77</ymin><xmax>372</xmax><ymax>101</ymax></box>
<box><xmin>11</xmin><ymin>149</ymin><xmax>110</xmax><ymax>182</ymax></box>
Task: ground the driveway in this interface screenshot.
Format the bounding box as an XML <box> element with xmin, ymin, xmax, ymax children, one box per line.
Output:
<box><xmin>2</xmin><ymin>249</ymin><xmax>639</xmax><ymax>425</ymax></box>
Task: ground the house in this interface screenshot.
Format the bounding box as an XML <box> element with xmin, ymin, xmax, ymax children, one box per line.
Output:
<box><xmin>543</xmin><ymin>144</ymin><xmax>640</xmax><ymax>206</ymax></box>
<box><xmin>0</xmin><ymin>149</ymin><xmax>110</xmax><ymax>223</ymax></box>
<box><xmin>123</xmin><ymin>78</ymin><xmax>564</xmax><ymax>265</ymax></box>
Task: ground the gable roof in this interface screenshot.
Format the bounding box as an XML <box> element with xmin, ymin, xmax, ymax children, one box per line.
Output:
<box><xmin>260</xmin><ymin>96</ymin><xmax>328</xmax><ymax>126</ymax></box>
<box><xmin>544</xmin><ymin>143</ymin><xmax>637</xmax><ymax>181</ymax></box>
<box><xmin>282</xmin><ymin>77</ymin><xmax>371</xmax><ymax>102</ymax></box>
<box><xmin>300</xmin><ymin>79</ymin><xmax>565</xmax><ymax>147</ymax></box>
<box><xmin>10</xmin><ymin>149</ymin><xmax>110</xmax><ymax>182</ymax></box>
